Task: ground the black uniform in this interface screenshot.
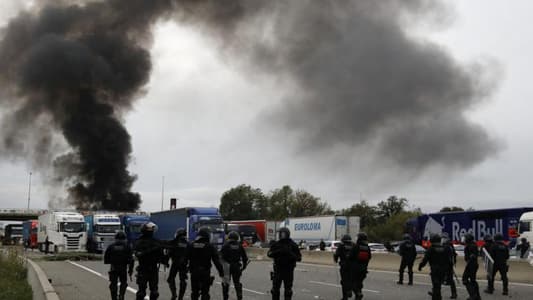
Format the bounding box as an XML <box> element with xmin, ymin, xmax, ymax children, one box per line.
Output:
<box><xmin>104</xmin><ymin>240</ymin><xmax>134</xmax><ymax>300</ymax></box>
<box><xmin>166</xmin><ymin>236</ymin><xmax>189</xmax><ymax>300</ymax></box>
<box><xmin>135</xmin><ymin>233</ymin><xmax>165</xmax><ymax>300</ymax></box>
<box><xmin>443</xmin><ymin>239</ymin><xmax>457</xmax><ymax>298</ymax></box>
<box><xmin>517</xmin><ymin>239</ymin><xmax>530</xmax><ymax>258</ymax></box>
<box><xmin>319</xmin><ymin>240</ymin><xmax>326</xmax><ymax>251</ymax></box>
<box><xmin>419</xmin><ymin>242</ymin><xmax>452</xmax><ymax>300</ymax></box>
<box><xmin>334</xmin><ymin>239</ymin><xmax>356</xmax><ymax>300</ymax></box>
<box><xmin>186</xmin><ymin>235</ymin><xmax>224</xmax><ymax>300</ymax></box>
<box><xmin>220</xmin><ymin>239</ymin><xmax>249</xmax><ymax>300</ymax></box>
<box><xmin>481</xmin><ymin>238</ymin><xmax>494</xmax><ymax>284</ymax></box>
<box><xmin>486</xmin><ymin>241</ymin><xmax>509</xmax><ymax>294</ymax></box>
<box><xmin>463</xmin><ymin>241</ymin><xmax>481</xmax><ymax>300</ymax></box>
<box><xmin>268</xmin><ymin>237</ymin><xmax>302</xmax><ymax>300</ymax></box>
<box><xmin>351</xmin><ymin>239</ymin><xmax>372</xmax><ymax>300</ymax></box>
<box><xmin>398</xmin><ymin>238</ymin><xmax>417</xmax><ymax>285</ymax></box>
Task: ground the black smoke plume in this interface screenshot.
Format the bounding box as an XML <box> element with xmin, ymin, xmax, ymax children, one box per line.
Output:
<box><xmin>0</xmin><ymin>0</ymin><xmax>499</xmax><ymax>209</ymax></box>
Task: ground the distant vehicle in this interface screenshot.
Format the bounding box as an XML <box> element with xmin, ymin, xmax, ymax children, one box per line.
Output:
<box><xmin>278</xmin><ymin>215</ymin><xmax>360</xmax><ymax>245</ymax></box>
<box><xmin>120</xmin><ymin>214</ymin><xmax>150</xmax><ymax>248</ymax></box>
<box><xmin>368</xmin><ymin>243</ymin><xmax>387</xmax><ymax>253</ymax></box>
<box><xmin>406</xmin><ymin>207</ymin><xmax>533</xmax><ymax>248</ymax></box>
<box><xmin>22</xmin><ymin>220</ymin><xmax>39</xmax><ymax>249</ymax></box>
<box><xmin>38</xmin><ymin>211</ymin><xmax>87</xmax><ymax>253</ymax></box>
<box><xmin>394</xmin><ymin>244</ymin><xmax>427</xmax><ymax>255</ymax></box>
<box><xmin>225</xmin><ymin>223</ymin><xmax>259</xmax><ymax>244</ymax></box>
<box><xmin>3</xmin><ymin>223</ymin><xmax>23</xmax><ymax>245</ymax></box>
<box><xmin>324</xmin><ymin>240</ymin><xmax>342</xmax><ymax>252</ymax></box>
<box><xmin>453</xmin><ymin>244</ymin><xmax>465</xmax><ymax>257</ymax></box>
<box><xmin>85</xmin><ymin>213</ymin><xmax>121</xmax><ymax>253</ymax></box>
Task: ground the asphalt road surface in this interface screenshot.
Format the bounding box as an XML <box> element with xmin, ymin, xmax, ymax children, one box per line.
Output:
<box><xmin>37</xmin><ymin>259</ymin><xmax>531</xmax><ymax>300</ymax></box>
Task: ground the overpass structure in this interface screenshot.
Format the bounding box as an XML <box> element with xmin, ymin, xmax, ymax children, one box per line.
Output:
<box><xmin>0</xmin><ymin>208</ymin><xmax>47</xmax><ymax>221</ymax></box>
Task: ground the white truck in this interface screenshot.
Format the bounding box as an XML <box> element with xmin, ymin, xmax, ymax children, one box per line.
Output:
<box><xmin>279</xmin><ymin>215</ymin><xmax>360</xmax><ymax>246</ymax></box>
<box><xmin>38</xmin><ymin>211</ymin><xmax>87</xmax><ymax>253</ymax></box>
<box><xmin>85</xmin><ymin>213</ymin><xmax>122</xmax><ymax>253</ymax></box>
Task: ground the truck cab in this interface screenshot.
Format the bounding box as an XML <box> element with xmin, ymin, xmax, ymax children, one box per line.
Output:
<box><xmin>518</xmin><ymin>212</ymin><xmax>533</xmax><ymax>251</ymax></box>
<box><xmin>85</xmin><ymin>214</ymin><xmax>121</xmax><ymax>253</ymax></box>
<box><xmin>3</xmin><ymin>223</ymin><xmax>23</xmax><ymax>245</ymax></box>
<box><xmin>120</xmin><ymin>214</ymin><xmax>150</xmax><ymax>248</ymax></box>
<box><xmin>189</xmin><ymin>211</ymin><xmax>225</xmax><ymax>247</ymax></box>
<box><xmin>23</xmin><ymin>220</ymin><xmax>38</xmax><ymax>249</ymax></box>
<box><xmin>38</xmin><ymin>211</ymin><xmax>87</xmax><ymax>253</ymax></box>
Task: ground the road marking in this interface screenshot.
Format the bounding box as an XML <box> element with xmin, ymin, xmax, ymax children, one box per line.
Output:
<box><xmin>67</xmin><ymin>260</ymin><xmax>148</xmax><ymax>299</ymax></box>
<box><xmin>308</xmin><ymin>281</ymin><xmax>380</xmax><ymax>293</ymax></box>
<box><xmin>214</xmin><ymin>281</ymin><xmax>267</xmax><ymax>295</ymax></box>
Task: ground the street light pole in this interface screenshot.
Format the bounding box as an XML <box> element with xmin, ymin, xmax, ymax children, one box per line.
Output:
<box><xmin>27</xmin><ymin>171</ymin><xmax>32</xmax><ymax>210</ymax></box>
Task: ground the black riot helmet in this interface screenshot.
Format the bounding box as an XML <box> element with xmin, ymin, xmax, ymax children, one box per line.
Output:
<box><xmin>430</xmin><ymin>234</ymin><xmax>441</xmax><ymax>244</ymax></box>
<box><xmin>197</xmin><ymin>227</ymin><xmax>210</xmax><ymax>239</ymax></box>
<box><xmin>115</xmin><ymin>231</ymin><xmax>126</xmax><ymax>241</ymax></box>
<box><xmin>463</xmin><ymin>233</ymin><xmax>474</xmax><ymax>243</ymax></box>
<box><xmin>278</xmin><ymin>227</ymin><xmax>291</xmax><ymax>240</ymax></box>
<box><xmin>483</xmin><ymin>234</ymin><xmax>493</xmax><ymax>242</ymax></box>
<box><xmin>403</xmin><ymin>234</ymin><xmax>411</xmax><ymax>241</ymax></box>
<box><xmin>494</xmin><ymin>233</ymin><xmax>504</xmax><ymax>242</ymax></box>
<box><xmin>140</xmin><ymin>222</ymin><xmax>157</xmax><ymax>235</ymax></box>
<box><xmin>341</xmin><ymin>234</ymin><xmax>352</xmax><ymax>243</ymax></box>
<box><xmin>175</xmin><ymin>228</ymin><xmax>186</xmax><ymax>239</ymax></box>
<box><xmin>357</xmin><ymin>232</ymin><xmax>368</xmax><ymax>242</ymax></box>
<box><xmin>228</xmin><ymin>231</ymin><xmax>240</xmax><ymax>241</ymax></box>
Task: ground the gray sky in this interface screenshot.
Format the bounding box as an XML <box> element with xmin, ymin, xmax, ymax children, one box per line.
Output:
<box><xmin>1</xmin><ymin>0</ymin><xmax>532</xmax><ymax>213</ymax></box>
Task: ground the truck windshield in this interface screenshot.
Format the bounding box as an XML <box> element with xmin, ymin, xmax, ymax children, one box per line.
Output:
<box><xmin>60</xmin><ymin>222</ymin><xmax>85</xmax><ymax>233</ymax></box>
<box><xmin>129</xmin><ymin>224</ymin><xmax>143</xmax><ymax>233</ymax></box>
<box><xmin>196</xmin><ymin>219</ymin><xmax>224</xmax><ymax>233</ymax></box>
<box><xmin>95</xmin><ymin>225</ymin><xmax>121</xmax><ymax>233</ymax></box>
<box><xmin>519</xmin><ymin>221</ymin><xmax>531</xmax><ymax>233</ymax></box>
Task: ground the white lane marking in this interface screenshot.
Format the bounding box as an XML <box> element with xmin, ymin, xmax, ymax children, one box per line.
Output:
<box><xmin>67</xmin><ymin>260</ymin><xmax>147</xmax><ymax>299</ymax></box>
<box><xmin>214</xmin><ymin>281</ymin><xmax>267</xmax><ymax>295</ymax></box>
<box><xmin>308</xmin><ymin>281</ymin><xmax>379</xmax><ymax>293</ymax></box>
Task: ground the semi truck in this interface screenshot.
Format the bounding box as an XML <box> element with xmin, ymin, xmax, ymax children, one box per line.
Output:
<box><xmin>3</xmin><ymin>223</ymin><xmax>23</xmax><ymax>245</ymax></box>
<box><xmin>22</xmin><ymin>220</ymin><xmax>39</xmax><ymax>249</ymax></box>
<box><xmin>151</xmin><ymin>207</ymin><xmax>225</xmax><ymax>248</ymax></box>
<box><xmin>278</xmin><ymin>215</ymin><xmax>360</xmax><ymax>245</ymax></box>
<box><xmin>224</xmin><ymin>220</ymin><xmax>266</xmax><ymax>244</ymax></box>
<box><xmin>406</xmin><ymin>207</ymin><xmax>533</xmax><ymax>247</ymax></box>
<box><xmin>120</xmin><ymin>213</ymin><xmax>150</xmax><ymax>248</ymax></box>
<box><xmin>38</xmin><ymin>211</ymin><xmax>87</xmax><ymax>253</ymax></box>
<box><xmin>85</xmin><ymin>213</ymin><xmax>121</xmax><ymax>253</ymax></box>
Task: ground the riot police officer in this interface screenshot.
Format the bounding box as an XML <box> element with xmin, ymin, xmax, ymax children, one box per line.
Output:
<box><xmin>419</xmin><ymin>234</ymin><xmax>452</xmax><ymax>300</ymax></box>
<box><xmin>397</xmin><ymin>234</ymin><xmax>417</xmax><ymax>285</ymax></box>
<box><xmin>351</xmin><ymin>232</ymin><xmax>371</xmax><ymax>300</ymax></box>
<box><xmin>334</xmin><ymin>234</ymin><xmax>355</xmax><ymax>300</ymax></box>
<box><xmin>442</xmin><ymin>233</ymin><xmax>457</xmax><ymax>299</ymax></box>
<box><xmin>485</xmin><ymin>233</ymin><xmax>509</xmax><ymax>295</ymax></box>
<box><xmin>267</xmin><ymin>227</ymin><xmax>302</xmax><ymax>300</ymax></box>
<box><xmin>220</xmin><ymin>231</ymin><xmax>249</xmax><ymax>300</ymax></box>
<box><xmin>186</xmin><ymin>227</ymin><xmax>224</xmax><ymax>300</ymax></box>
<box><xmin>134</xmin><ymin>222</ymin><xmax>165</xmax><ymax>300</ymax></box>
<box><xmin>462</xmin><ymin>233</ymin><xmax>481</xmax><ymax>300</ymax></box>
<box><xmin>104</xmin><ymin>231</ymin><xmax>134</xmax><ymax>300</ymax></box>
<box><xmin>166</xmin><ymin>228</ymin><xmax>189</xmax><ymax>300</ymax></box>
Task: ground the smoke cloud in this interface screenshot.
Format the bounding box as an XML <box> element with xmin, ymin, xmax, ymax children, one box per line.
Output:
<box><xmin>0</xmin><ymin>0</ymin><xmax>499</xmax><ymax>210</ymax></box>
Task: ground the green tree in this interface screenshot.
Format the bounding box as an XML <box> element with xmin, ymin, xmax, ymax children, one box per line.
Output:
<box><xmin>377</xmin><ymin>196</ymin><xmax>408</xmax><ymax>221</ymax></box>
<box><xmin>339</xmin><ymin>200</ymin><xmax>379</xmax><ymax>228</ymax></box>
<box><xmin>219</xmin><ymin>184</ymin><xmax>265</xmax><ymax>220</ymax></box>
<box><xmin>268</xmin><ymin>185</ymin><xmax>294</xmax><ymax>220</ymax></box>
<box><xmin>367</xmin><ymin>210</ymin><xmax>421</xmax><ymax>242</ymax></box>
<box><xmin>289</xmin><ymin>190</ymin><xmax>332</xmax><ymax>217</ymax></box>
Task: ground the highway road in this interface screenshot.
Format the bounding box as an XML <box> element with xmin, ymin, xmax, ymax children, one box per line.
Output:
<box><xmin>35</xmin><ymin>257</ymin><xmax>532</xmax><ymax>300</ymax></box>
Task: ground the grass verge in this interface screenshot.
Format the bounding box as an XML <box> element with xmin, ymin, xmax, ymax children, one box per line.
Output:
<box><xmin>0</xmin><ymin>248</ymin><xmax>32</xmax><ymax>300</ymax></box>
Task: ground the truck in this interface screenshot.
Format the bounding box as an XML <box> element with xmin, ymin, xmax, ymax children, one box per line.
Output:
<box><xmin>225</xmin><ymin>220</ymin><xmax>265</xmax><ymax>244</ymax></box>
<box><xmin>278</xmin><ymin>215</ymin><xmax>360</xmax><ymax>245</ymax></box>
<box><xmin>406</xmin><ymin>207</ymin><xmax>533</xmax><ymax>248</ymax></box>
<box><xmin>151</xmin><ymin>207</ymin><xmax>225</xmax><ymax>248</ymax></box>
<box><xmin>120</xmin><ymin>213</ymin><xmax>150</xmax><ymax>248</ymax></box>
<box><xmin>85</xmin><ymin>213</ymin><xmax>122</xmax><ymax>253</ymax></box>
<box><xmin>38</xmin><ymin>211</ymin><xmax>87</xmax><ymax>253</ymax></box>
<box><xmin>22</xmin><ymin>220</ymin><xmax>39</xmax><ymax>249</ymax></box>
<box><xmin>3</xmin><ymin>222</ymin><xmax>23</xmax><ymax>245</ymax></box>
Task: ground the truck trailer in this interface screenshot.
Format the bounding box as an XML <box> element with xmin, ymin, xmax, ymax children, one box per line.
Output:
<box><xmin>406</xmin><ymin>207</ymin><xmax>533</xmax><ymax>247</ymax></box>
<box><xmin>23</xmin><ymin>220</ymin><xmax>38</xmax><ymax>249</ymax></box>
<box><xmin>279</xmin><ymin>215</ymin><xmax>360</xmax><ymax>244</ymax></box>
<box><xmin>85</xmin><ymin>213</ymin><xmax>121</xmax><ymax>253</ymax></box>
<box><xmin>38</xmin><ymin>211</ymin><xmax>87</xmax><ymax>253</ymax></box>
<box><xmin>151</xmin><ymin>207</ymin><xmax>225</xmax><ymax>248</ymax></box>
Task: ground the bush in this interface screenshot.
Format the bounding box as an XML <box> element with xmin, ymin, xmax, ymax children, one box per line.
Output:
<box><xmin>0</xmin><ymin>248</ymin><xmax>32</xmax><ymax>300</ymax></box>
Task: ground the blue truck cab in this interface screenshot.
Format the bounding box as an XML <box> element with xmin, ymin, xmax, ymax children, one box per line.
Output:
<box><xmin>120</xmin><ymin>214</ymin><xmax>151</xmax><ymax>248</ymax></box>
<box><xmin>84</xmin><ymin>214</ymin><xmax>121</xmax><ymax>253</ymax></box>
<box><xmin>151</xmin><ymin>207</ymin><xmax>225</xmax><ymax>248</ymax></box>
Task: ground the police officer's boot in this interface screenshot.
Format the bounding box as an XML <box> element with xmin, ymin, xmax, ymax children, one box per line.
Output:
<box><xmin>178</xmin><ymin>280</ymin><xmax>187</xmax><ymax>300</ymax></box>
<box><xmin>397</xmin><ymin>272</ymin><xmax>403</xmax><ymax>285</ymax></box>
<box><xmin>408</xmin><ymin>272</ymin><xmax>413</xmax><ymax>285</ymax></box>
<box><xmin>222</xmin><ymin>283</ymin><xmax>230</xmax><ymax>300</ymax></box>
<box><xmin>110</xmin><ymin>284</ymin><xmax>118</xmax><ymax>300</ymax></box>
<box><xmin>119</xmin><ymin>284</ymin><xmax>127</xmax><ymax>300</ymax></box>
<box><xmin>235</xmin><ymin>282</ymin><xmax>243</xmax><ymax>300</ymax></box>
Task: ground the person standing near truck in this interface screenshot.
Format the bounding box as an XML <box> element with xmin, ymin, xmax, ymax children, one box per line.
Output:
<box><xmin>134</xmin><ymin>222</ymin><xmax>165</xmax><ymax>300</ymax></box>
<box><xmin>442</xmin><ymin>233</ymin><xmax>458</xmax><ymax>299</ymax></box>
<box><xmin>220</xmin><ymin>231</ymin><xmax>249</xmax><ymax>300</ymax></box>
<box><xmin>104</xmin><ymin>231</ymin><xmax>134</xmax><ymax>300</ymax></box>
<box><xmin>351</xmin><ymin>232</ymin><xmax>372</xmax><ymax>300</ymax></box>
<box><xmin>397</xmin><ymin>234</ymin><xmax>417</xmax><ymax>285</ymax></box>
<box><xmin>485</xmin><ymin>233</ymin><xmax>509</xmax><ymax>295</ymax></box>
<box><xmin>462</xmin><ymin>233</ymin><xmax>481</xmax><ymax>300</ymax></box>
<box><xmin>334</xmin><ymin>234</ymin><xmax>355</xmax><ymax>300</ymax></box>
<box><xmin>268</xmin><ymin>227</ymin><xmax>302</xmax><ymax>300</ymax></box>
<box><xmin>419</xmin><ymin>234</ymin><xmax>451</xmax><ymax>300</ymax></box>
<box><xmin>166</xmin><ymin>228</ymin><xmax>189</xmax><ymax>300</ymax></box>
<box><xmin>516</xmin><ymin>237</ymin><xmax>530</xmax><ymax>258</ymax></box>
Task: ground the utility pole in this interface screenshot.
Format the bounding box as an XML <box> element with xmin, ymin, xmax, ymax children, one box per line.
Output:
<box><xmin>27</xmin><ymin>171</ymin><xmax>32</xmax><ymax>210</ymax></box>
<box><xmin>160</xmin><ymin>176</ymin><xmax>165</xmax><ymax>211</ymax></box>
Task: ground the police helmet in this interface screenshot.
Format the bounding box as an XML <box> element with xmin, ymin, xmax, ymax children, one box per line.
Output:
<box><xmin>494</xmin><ymin>233</ymin><xmax>504</xmax><ymax>242</ymax></box>
<box><xmin>430</xmin><ymin>234</ymin><xmax>441</xmax><ymax>244</ymax></box>
<box><xmin>278</xmin><ymin>227</ymin><xmax>291</xmax><ymax>240</ymax></box>
<box><xmin>175</xmin><ymin>228</ymin><xmax>186</xmax><ymax>239</ymax></box>
<box><xmin>341</xmin><ymin>234</ymin><xmax>352</xmax><ymax>242</ymax></box>
<box><xmin>228</xmin><ymin>231</ymin><xmax>240</xmax><ymax>241</ymax></box>
<box><xmin>197</xmin><ymin>227</ymin><xmax>211</xmax><ymax>239</ymax></box>
<box><xmin>403</xmin><ymin>234</ymin><xmax>411</xmax><ymax>241</ymax></box>
<box><xmin>483</xmin><ymin>234</ymin><xmax>493</xmax><ymax>242</ymax></box>
<box><xmin>115</xmin><ymin>231</ymin><xmax>126</xmax><ymax>240</ymax></box>
<box><xmin>463</xmin><ymin>233</ymin><xmax>474</xmax><ymax>243</ymax></box>
<box><xmin>357</xmin><ymin>232</ymin><xmax>368</xmax><ymax>241</ymax></box>
<box><xmin>140</xmin><ymin>222</ymin><xmax>157</xmax><ymax>234</ymax></box>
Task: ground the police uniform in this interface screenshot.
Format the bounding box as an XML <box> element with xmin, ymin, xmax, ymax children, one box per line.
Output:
<box><xmin>334</xmin><ymin>235</ymin><xmax>355</xmax><ymax>300</ymax></box>
<box><xmin>462</xmin><ymin>234</ymin><xmax>481</xmax><ymax>300</ymax></box>
<box><xmin>186</xmin><ymin>227</ymin><xmax>224</xmax><ymax>300</ymax></box>
<box><xmin>486</xmin><ymin>234</ymin><xmax>509</xmax><ymax>295</ymax></box>
<box><xmin>134</xmin><ymin>222</ymin><xmax>165</xmax><ymax>300</ymax></box>
<box><xmin>220</xmin><ymin>231</ymin><xmax>249</xmax><ymax>300</ymax></box>
<box><xmin>267</xmin><ymin>228</ymin><xmax>302</xmax><ymax>300</ymax></box>
<box><xmin>442</xmin><ymin>237</ymin><xmax>457</xmax><ymax>299</ymax></box>
<box><xmin>104</xmin><ymin>232</ymin><xmax>134</xmax><ymax>300</ymax></box>
<box><xmin>351</xmin><ymin>233</ymin><xmax>371</xmax><ymax>300</ymax></box>
<box><xmin>419</xmin><ymin>234</ymin><xmax>452</xmax><ymax>300</ymax></box>
<box><xmin>397</xmin><ymin>234</ymin><xmax>417</xmax><ymax>285</ymax></box>
<box><xmin>166</xmin><ymin>228</ymin><xmax>189</xmax><ymax>300</ymax></box>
